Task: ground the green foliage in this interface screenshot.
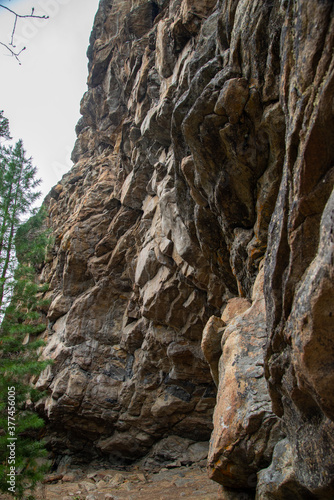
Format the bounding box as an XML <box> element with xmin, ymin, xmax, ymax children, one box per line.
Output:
<box><xmin>0</xmin><ymin>138</ymin><xmax>42</xmax><ymax>311</ymax></box>
<box><xmin>15</xmin><ymin>207</ymin><xmax>51</xmax><ymax>268</ymax></box>
<box><xmin>0</xmin><ymin>110</ymin><xmax>11</xmax><ymax>141</ymax></box>
<box><xmin>0</xmin><ymin>112</ymin><xmax>52</xmax><ymax>498</ymax></box>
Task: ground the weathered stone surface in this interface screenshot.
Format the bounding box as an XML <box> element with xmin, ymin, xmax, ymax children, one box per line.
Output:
<box><xmin>47</xmin><ymin>293</ymin><xmax>72</xmax><ymax>322</ymax></box>
<box><xmin>35</xmin><ymin>0</ymin><xmax>334</xmax><ymax>497</ymax></box>
<box><xmin>262</xmin><ymin>1</ymin><xmax>334</xmax><ymax>496</ymax></box>
<box><xmin>256</xmin><ymin>438</ymin><xmax>307</xmax><ymax>500</ymax></box>
<box><xmin>207</xmin><ymin>268</ymin><xmax>282</xmax><ymax>489</ymax></box>
<box><xmin>201</xmin><ymin>315</ymin><xmax>225</xmax><ymax>386</ymax></box>
<box><xmin>29</xmin><ymin>462</ymin><xmax>222</xmax><ymax>500</ymax></box>
<box><xmin>141</xmin><ymin>435</ymin><xmax>209</xmax><ymax>468</ymax></box>
<box><xmin>221</xmin><ymin>297</ymin><xmax>251</xmax><ymax>324</ymax></box>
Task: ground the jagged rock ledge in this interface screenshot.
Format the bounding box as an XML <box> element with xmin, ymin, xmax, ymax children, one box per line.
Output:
<box><xmin>37</xmin><ymin>1</ymin><xmax>334</xmax><ymax>498</ymax></box>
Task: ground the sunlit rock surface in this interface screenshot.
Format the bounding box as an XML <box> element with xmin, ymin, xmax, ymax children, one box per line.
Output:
<box><xmin>37</xmin><ymin>0</ymin><xmax>334</xmax><ymax>497</ymax></box>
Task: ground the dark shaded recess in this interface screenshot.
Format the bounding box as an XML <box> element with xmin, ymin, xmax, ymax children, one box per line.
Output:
<box><xmin>89</xmin><ymin>44</ymin><xmax>114</xmax><ymax>88</ymax></box>
<box><xmin>50</xmin><ymin>185</ymin><xmax>61</xmax><ymax>201</ymax></box>
<box><xmin>165</xmin><ymin>385</ymin><xmax>192</xmax><ymax>402</ymax></box>
<box><xmin>173</xmin><ymin>19</ymin><xmax>192</xmax><ymax>53</ymax></box>
<box><xmin>68</xmin><ymin>175</ymin><xmax>84</xmax><ymax>185</ymax></box>
<box><xmin>75</xmin><ymin>117</ymin><xmax>87</xmax><ymax>136</ymax></box>
<box><xmin>126</xmin><ymin>1</ymin><xmax>161</xmax><ymax>39</ymax></box>
<box><xmin>105</xmin><ymin>398</ymin><xmax>118</xmax><ymax>404</ymax></box>
<box><xmin>164</xmin><ymin>374</ymin><xmax>196</xmax><ymax>392</ymax></box>
<box><xmin>46</xmin><ymin>427</ymin><xmax>104</xmax><ymax>464</ymax></box>
<box><xmin>151</xmin><ymin>1</ymin><xmax>160</xmax><ymax>22</ymax></box>
<box><xmin>217</xmin><ymin>0</ymin><xmax>240</xmax><ymax>50</ymax></box>
<box><xmin>203</xmin><ymin>386</ymin><xmax>216</xmax><ymax>398</ymax></box>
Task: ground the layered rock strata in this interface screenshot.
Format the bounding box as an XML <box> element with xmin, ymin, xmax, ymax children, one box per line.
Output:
<box><xmin>37</xmin><ymin>0</ymin><xmax>334</xmax><ymax>498</ymax></box>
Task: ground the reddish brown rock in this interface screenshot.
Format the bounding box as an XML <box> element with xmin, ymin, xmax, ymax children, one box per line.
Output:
<box><xmin>34</xmin><ymin>0</ymin><xmax>334</xmax><ymax>497</ymax></box>
<box><xmin>207</xmin><ymin>268</ymin><xmax>281</xmax><ymax>489</ymax></box>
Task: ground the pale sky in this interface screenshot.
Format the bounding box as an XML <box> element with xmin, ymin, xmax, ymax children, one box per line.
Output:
<box><xmin>0</xmin><ymin>0</ymin><xmax>100</xmax><ymax>200</ymax></box>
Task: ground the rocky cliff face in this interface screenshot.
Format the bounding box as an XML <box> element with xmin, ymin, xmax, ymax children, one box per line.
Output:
<box><xmin>37</xmin><ymin>0</ymin><xmax>334</xmax><ymax>498</ymax></box>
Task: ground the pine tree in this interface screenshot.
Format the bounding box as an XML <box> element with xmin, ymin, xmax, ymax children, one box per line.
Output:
<box><xmin>0</xmin><ymin>113</ymin><xmax>51</xmax><ymax>498</ymax></box>
<box><xmin>0</xmin><ymin>139</ymin><xmax>41</xmax><ymax>311</ymax></box>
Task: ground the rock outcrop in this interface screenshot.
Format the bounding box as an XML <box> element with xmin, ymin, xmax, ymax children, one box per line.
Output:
<box><xmin>37</xmin><ymin>0</ymin><xmax>334</xmax><ymax>498</ymax></box>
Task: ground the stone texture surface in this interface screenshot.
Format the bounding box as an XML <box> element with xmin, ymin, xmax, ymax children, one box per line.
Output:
<box><xmin>207</xmin><ymin>268</ymin><xmax>283</xmax><ymax>489</ymax></box>
<box><xmin>36</xmin><ymin>0</ymin><xmax>334</xmax><ymax>498</ymax></box>
<box><xmin>3</xmin><ymin>463</ymin><xmax>223</xmax><ymax>500</ymax></box>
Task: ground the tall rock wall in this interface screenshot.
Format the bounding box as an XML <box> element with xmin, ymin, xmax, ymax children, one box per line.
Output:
<box><xmin>37</xmin><ymin>0</ymin><xmax>334</xmax><ymax>497</ymax></box>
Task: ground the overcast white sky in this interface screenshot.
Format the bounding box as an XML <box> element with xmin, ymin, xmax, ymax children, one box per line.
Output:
<box><xmin>0</xmin><ymin>0</ymin><xmax>100</xmax><ymax>200</ymax></box>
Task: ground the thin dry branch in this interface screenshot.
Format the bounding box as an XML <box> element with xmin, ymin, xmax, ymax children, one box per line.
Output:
<box><xmin>0</xmin><ymin>3</ymin><xmax>49</xmax><ymax>64</ymax></box>
<box><xmin>0</xmin><ymin>40</ymin><xmax>26</xmax><ymax>64</ymax></box>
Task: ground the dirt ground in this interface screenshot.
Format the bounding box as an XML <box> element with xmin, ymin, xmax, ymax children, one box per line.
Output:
<box><xmin>16</xmin><ymin>462</ymin><xmax>223</xmax><ymax>500</ymax></box>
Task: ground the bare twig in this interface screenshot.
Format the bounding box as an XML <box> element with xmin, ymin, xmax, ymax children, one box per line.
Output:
<box><xmin>0</xmin><ymin>3</ymin><xmax>49</xmax><ymax>63</ymax></box>
<box><xmin>0</xmin><ymin>41</ymin><xmax>26</xmax><ymax>65</ymax></box>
